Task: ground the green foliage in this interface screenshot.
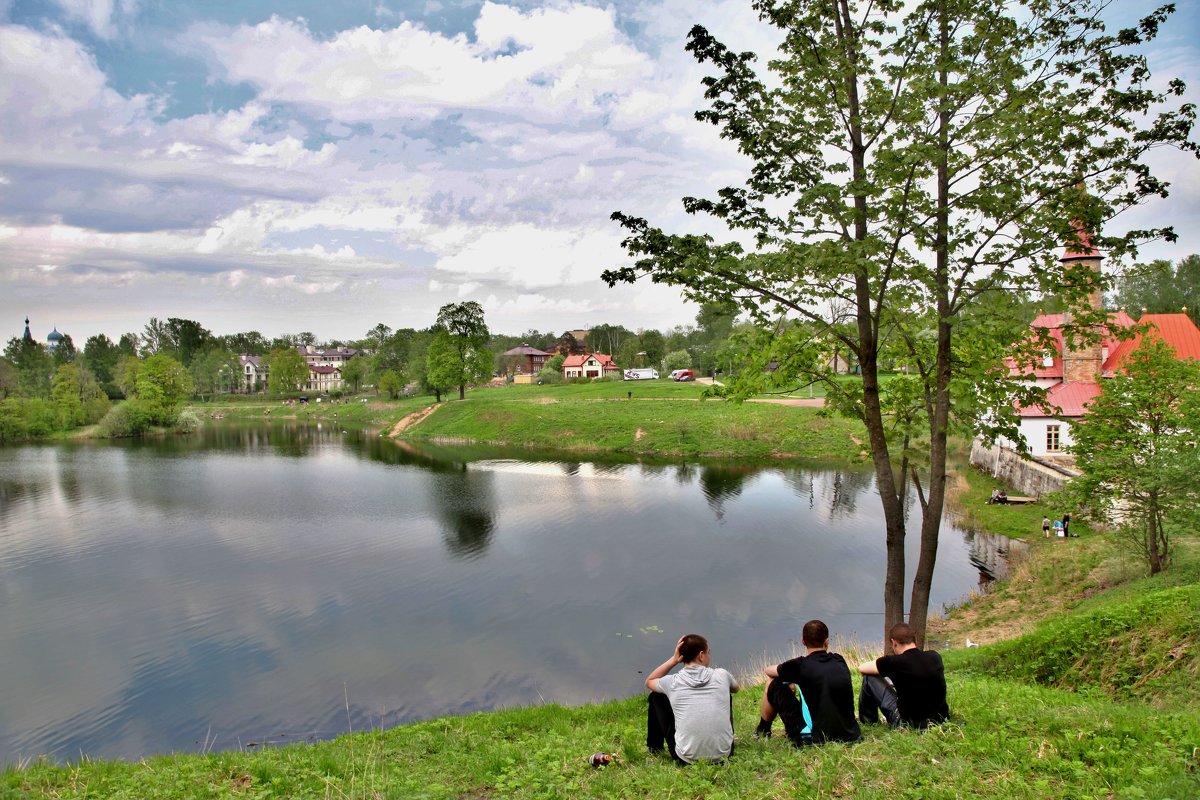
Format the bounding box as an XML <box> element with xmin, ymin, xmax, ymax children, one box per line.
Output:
<box><xmin>1113</xmin><ymin>254</ymin><xmax>1200</xmax><ymax>327</ymax></box>
<box><xmin>134</xmin><ymin>354</ymin><xmax>195</xmax><ymax>425</ymax></box>
<box><xmin>661</xmin><ymin>349</ymin><xmax>692</xmax><ymax>373</ymax></box>
<box><xmin>3</xmin><ymin>335</ymin><xmax>52</xmax><ymax>397</ymax></box>
<box><xmin>265</xmin><ymin>347</ymin><xmax>309</xmax><ymax>396</ymax></box>
<box><xmin>95</xmin><ymin>401</ymin><xmax>153</xmax><ymax>438</ymax></box>
<box><xmin>378</xmin><ymin>369</ymin><xmax>404</xmax><ymax>399</ymax></box>
<box><xmin>339</xmin><ymin>355</ymin><xmax>368</xmax><ymax>393</ymax></box>
<box><xmin>81</xmin><ymin>333</ymin><xmax>121</xmax><ymax>397</ymax></box>
<box><xmin>173</xmin><ymin>409</ymin><xmax>202</xmax><ymax>434</ymax></box>
<box><xmin>1068</xmin><ymin>337</ymin><xmax>1200</xmax><ymax>574</ymax></box>
<box><xmin>430</xmin><ymin>302</ymin><xmax>492</xmax><ymax>400</ymax></box>
<box><xmin>953</xmin><ymin>584</ymin><xmax>1200</xmax><ymax>705</ymax></box>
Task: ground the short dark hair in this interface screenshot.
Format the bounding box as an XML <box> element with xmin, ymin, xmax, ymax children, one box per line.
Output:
<box><xmin>889</xmin><ymin>623</ymin><xmax>917</xmax><ymax>645</ymax></box>
<box><xmin>679</xmin><ymin>634</ymin><xmax>708</xmax><ymax>663</ymax></box>
<box><xmin>801</xmin><ymin>619</ymin><xmax>829</xmax><ymax>648</ymax></box>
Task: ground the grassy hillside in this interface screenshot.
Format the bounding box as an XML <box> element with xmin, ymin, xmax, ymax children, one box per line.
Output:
<box><xmin>400</xmin><ymin>382</ymin><xmax>867</xmax><ymax>460</ymax></box>
<box><xmin>189</xmin><ymin>381</ymin><xmax>870</xmax><ymax>461</ymax></box>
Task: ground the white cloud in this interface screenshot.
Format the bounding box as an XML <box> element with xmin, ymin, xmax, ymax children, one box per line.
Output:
<box><xmin>0</xmin><ymin>25</ymin><xmax>147</xmax><ymax>139</ymax></box>
<box><xmin>53</xmin><ymin>0</ymin><xmax>116</xmax><ymax>39</ymax></box>
<box><xmin>190</xmin><ymin>3</ymin><xmax>652</xmax><ymax>122</ymax></box>
<box><xmin>430</xmin><ymin>223</ymin><xmax>626</xmax><ymax>289</ymax></box>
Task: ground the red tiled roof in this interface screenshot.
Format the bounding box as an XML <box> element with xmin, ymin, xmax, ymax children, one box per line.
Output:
<box><xmin>1007</xmin><ymin>311</ymin><xmax>1136</xmax><ymax>379</ymax></box>
<box><xmin>1103</xmin><ymin>314</ymin><xmax>1200</xmax><ymax>375</ymax></box>
<box><xmin>310</xmin><ymin>365</ymin><xmax>340</xmax><ymax>374</ymax></box>
<box><xmin>1016</xmin><ymin>381</ymin><xmax>1101</xmax><ymax>418</ymax></box>
<box><xmin>563</xmin><ymin>352</ymin><xmax>617</xmax><ymax>369</ymax></box>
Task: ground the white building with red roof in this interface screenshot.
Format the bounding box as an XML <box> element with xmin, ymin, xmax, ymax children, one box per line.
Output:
<box><xmin>562</xmin><ymin>352</ymin><xmax>620</xmax><ymax>379</ymax></box>
<box><xmin>1003</xmin><ymin>240</ymin><xmax>1200</xmax><ymax>458</ymax></box>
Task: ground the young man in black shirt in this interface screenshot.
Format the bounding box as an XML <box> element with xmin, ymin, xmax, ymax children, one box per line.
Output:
<box><xmin>754</xmin><ymin>619</ymin><xmax>861</xmax><ymax>746</ymax></box>
<box><xmin>857</xmin><ymin>622</ymin><xmax>950</xmax><ymax>729</ymax></box>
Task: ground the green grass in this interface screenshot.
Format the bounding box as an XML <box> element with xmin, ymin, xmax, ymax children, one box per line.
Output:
<box><xmin>7</xmin><ymin>669</ymin><xmax>1198</xmax><ymax>799</ymax></box>
<box><xmin>400</xmin><ymin>383</ymin><xmax>868</xmax><ymax>460</ymax></box>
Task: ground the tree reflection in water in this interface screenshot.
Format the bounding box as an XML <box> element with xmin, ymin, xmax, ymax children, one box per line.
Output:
<box><xmin>433</xmin><ymin>466</ymin><xmax>497</xmax><ymax>559</ymax></box>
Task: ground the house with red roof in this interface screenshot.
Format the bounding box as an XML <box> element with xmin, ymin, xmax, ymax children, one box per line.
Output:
<box><xmin>1004</xmin><ymin>240</ymin><xmax>1200</xmax><ymax>458</ymax></box>
<box><xmin>562</xmin><ymin>352</ymin><xmax>620</xmax><ymax>379</ymax></box>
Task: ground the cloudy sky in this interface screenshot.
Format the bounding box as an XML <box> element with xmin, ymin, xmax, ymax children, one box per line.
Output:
<box><xmin>1</xmin><ymin>0</ymin><xmax>1197</xmax><ymax>343</ymax></box>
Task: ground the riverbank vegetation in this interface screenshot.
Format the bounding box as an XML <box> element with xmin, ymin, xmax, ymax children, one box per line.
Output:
<box><xmin>6</xmin><ymin>467</ymin><xmax>1198</xmax><ymax>799</ymax></box>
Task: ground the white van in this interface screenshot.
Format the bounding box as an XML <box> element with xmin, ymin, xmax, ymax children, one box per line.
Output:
<box><xmin>623</xmin><ymin>368</ymin><xmax>660</xmax><ymax>380</ymax></box>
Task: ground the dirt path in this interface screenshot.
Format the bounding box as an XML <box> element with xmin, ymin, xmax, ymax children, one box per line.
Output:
<box><xmin>389</xmin><ymin>404</ymin><xmax>440</xmax><ymax>436</ymax></box>
<box><xmin>748</xmin><ymin>397</ymin><xmax>826</xmax><ymax>407</ymax></box>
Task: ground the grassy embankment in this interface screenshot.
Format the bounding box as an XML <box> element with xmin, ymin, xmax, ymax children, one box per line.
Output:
<box><xmin>6</xmin><ymin>452</ymin><xmax>1198</xmax><ymax>798</ymax></box>
<box><xmin>189</xmin><ymin>380</ymin><xmax>870</xmax><ymax>461</ymax></box>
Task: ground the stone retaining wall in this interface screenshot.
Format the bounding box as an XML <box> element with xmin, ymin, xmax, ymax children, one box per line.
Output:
<box><xmin>969</xmin><ymin>441</ymin><xmax>1077</xmax><ymax>498</ymax></box>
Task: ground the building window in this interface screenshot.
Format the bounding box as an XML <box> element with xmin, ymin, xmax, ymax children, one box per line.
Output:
<box><xmin>1046</xmin><ymin>425</ymin><xmax>1061</xmax><ymax>453</ymax></box>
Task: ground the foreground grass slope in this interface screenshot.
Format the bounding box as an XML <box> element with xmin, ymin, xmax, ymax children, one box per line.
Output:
<box><xmin>8</xmin><ymin>663</ymin><xmax>1197</xmax><ymax>799</ymax></box>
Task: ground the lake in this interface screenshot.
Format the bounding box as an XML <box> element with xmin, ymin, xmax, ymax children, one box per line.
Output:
<box><xmin>0</xmin><ymin>423</ymin><xmax>1013</xmax><ymax>764</ymax></box>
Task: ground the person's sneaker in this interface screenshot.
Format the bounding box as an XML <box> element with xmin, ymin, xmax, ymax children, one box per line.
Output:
<box><xmin>753</xmin><ymin>720</ymin><xmax>772</xmax><ymax>739</ymax></box>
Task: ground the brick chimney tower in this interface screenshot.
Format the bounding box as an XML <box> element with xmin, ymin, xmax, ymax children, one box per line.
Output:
<box><xmin>1060</xmin><ymin>222</ymin><xmax>1103</xmax><ymax>384</ymax></box>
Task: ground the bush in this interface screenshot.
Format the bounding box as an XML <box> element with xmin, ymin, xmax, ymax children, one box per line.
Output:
<box><xmin>173</xmin><ymin>409</ymin><xmax>202</xmax><ymax>434</ymax></box>
<box><xmin>96</xmin><ymin>401</ymin><xmax>153</xmax><ymax>438</ymax></box>
<box><xmin>0</xmin><ymin>399</ymin><xmax>28</xmax><ymax>442</ymax></box>
<box><xmin>536</xmin><ymin>364</ymin><xmax>562</xmax><ymax>383</ymax></box>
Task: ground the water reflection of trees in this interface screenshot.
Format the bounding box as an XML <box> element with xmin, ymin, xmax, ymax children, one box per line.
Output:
<box><xmin>785</xmin><ymin>469</ymin><xmax>874</xmax><ymax>518</ymax></box>
<box><xmin>433</xmin><ymin>467</ymin><xmax>497</xmax><ymax>559</ymax></box>
<box><xmin>698</xmin><ymin>465</ymin><xmax>753</xmax><ymax>521</ymax></box>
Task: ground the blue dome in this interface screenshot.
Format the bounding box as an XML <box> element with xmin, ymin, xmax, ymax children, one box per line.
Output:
<box><xmin>46</xmin><ymin>328</ymin><xmax>63</xmax><ymax>341</ymax></box>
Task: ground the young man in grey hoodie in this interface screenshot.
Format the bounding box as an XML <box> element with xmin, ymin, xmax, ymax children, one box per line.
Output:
<box><xmin>645</xmin><ymin>633</ymin><xmax>740</xmax><ymax>764</ymax></box>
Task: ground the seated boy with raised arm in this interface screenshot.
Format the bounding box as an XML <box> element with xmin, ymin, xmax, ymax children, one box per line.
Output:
<box><xmin>754</xmin><ymin>619</ymin><xmax>861</xmax><ymax>746</ymax></box>
<box><xmin>857</xmin><ymin>622</ymin><xmax>950</xmax><ymax>729</ymax></box>
<box><xmin>645</xmin><ymin>634</ymin><xmax>739</xmax><ymax>764</ymax></box>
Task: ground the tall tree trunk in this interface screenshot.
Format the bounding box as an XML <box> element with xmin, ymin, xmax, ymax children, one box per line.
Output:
<box><xmin>909</xmin><ymin>7</ymin><xmax>953</xmax><ymax>646</ymax></box>
<box><xmin>458</xmin><ymin>383</ymin><xmax>465</xmax><ymax>401</ymax></box>
<box><xmin>836</xmin><ymin>0</ymin><xmax>908</xmax><ymax>649</ymax></box>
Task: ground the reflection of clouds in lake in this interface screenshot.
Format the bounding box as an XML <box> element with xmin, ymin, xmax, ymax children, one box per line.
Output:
<box><xmin>0</xmin><ymin>430</ymin><xmax>994</xmax><ymax>762</ymax></box>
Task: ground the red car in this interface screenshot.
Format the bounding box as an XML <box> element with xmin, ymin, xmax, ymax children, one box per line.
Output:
<box><xmin>673</xmin><ymin>370</ymin><xmax>695</xmax><ymax>382</ymax></box>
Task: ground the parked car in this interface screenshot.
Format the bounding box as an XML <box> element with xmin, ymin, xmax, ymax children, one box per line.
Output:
<box><xmin>623</xmin><ymin>368</ymin><xmax>660</xmax><ymax>380</ymax></box>
<box><xmin>673</xmin><ymin>370</ymin><xmax>695</xmax><ymax>382</ymax></box>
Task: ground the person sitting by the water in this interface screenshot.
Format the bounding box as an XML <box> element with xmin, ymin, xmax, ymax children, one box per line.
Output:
<box><xmin>645</xmin><ymin>634</ymin><xmax>739</xmax><ymax>764</ymax></box>
<box><xmin>857</xmin><ymin>623</ymin><xmax>950</xmax><ymax>729</ymax></box>
<box><xmin>754</xmin><ymin>619</ymin><xmax>861</xmax><ymax>746</ymax></box>
<box><xmin>996</xmin><ymin>489</ymin><xmax>1008</xmax><ymax>505</ymax></box>
<box><xmin>988</xmin><ymin>489</ymin><xmax>999</xmax><ymax>504</ymax></box>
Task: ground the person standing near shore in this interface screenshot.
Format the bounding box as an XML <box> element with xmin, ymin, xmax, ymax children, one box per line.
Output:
<box><xmin>1042</xmin><ymin>517</ymin><xmax>1051</xmax><ymax>538</ymax></box>
<box><xmin>645</xmin><ymin>634</ymin><xmax>739</xmax><ymax>764</ymax></box>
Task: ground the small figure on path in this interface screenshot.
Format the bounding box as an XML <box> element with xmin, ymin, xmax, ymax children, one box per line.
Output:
<box><xmin>1042</xmin><ymin>517</ymin><xmax>1051</xmax><ymax>538</ymax></box>
<box><xmin>645</xmin><ymin>634</ymin><xmax>739</xmax><ymax>764</ymax></box>
<box><xmin>858</xmin><ymin>623</ymin><xmax>950</xmax><ymax>729</ymax></box>
<box><xmin>754</xmin><ymin>619</ymin><xmax>861</xmax><ymax>746</ymax></box>
<box><xmin>1063</xmin><ymin>512</ymin><xmax>1072</xmax><ymax>538</ymax></box>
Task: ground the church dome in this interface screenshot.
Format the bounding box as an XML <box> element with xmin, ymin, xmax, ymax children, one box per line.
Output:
<box><xmin>47</xmin><ymin>327</ymin><xmax>63</xmax><ymax>341</ymax></box>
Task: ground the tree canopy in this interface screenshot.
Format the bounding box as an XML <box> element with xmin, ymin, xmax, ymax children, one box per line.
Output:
<box><xmin>1068</xmin><ymin>337</ymin><xmax>1200</xmax><ymax>576</ymax></box>
<box><xmin>606</xmin><ymin>0</ymin><xmax>1196</xmax><ymax>645</ymax></box>
<box><xmin>431</xmin><ymin>302</ymin><xmax>491</xmax><ymax>400</ymax></box>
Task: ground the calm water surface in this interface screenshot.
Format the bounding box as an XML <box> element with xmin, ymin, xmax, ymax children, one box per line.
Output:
<box><xmin>0</xmin><ymin>424</ymin><xmax>1012</xmax><ymax>763</ymax></box>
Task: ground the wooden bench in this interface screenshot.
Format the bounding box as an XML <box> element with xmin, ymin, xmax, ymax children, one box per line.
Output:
<box><xmin>992</xmin><ymin>495</ymin><xmax>1038</xmax><ymax>505</ymax></box>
